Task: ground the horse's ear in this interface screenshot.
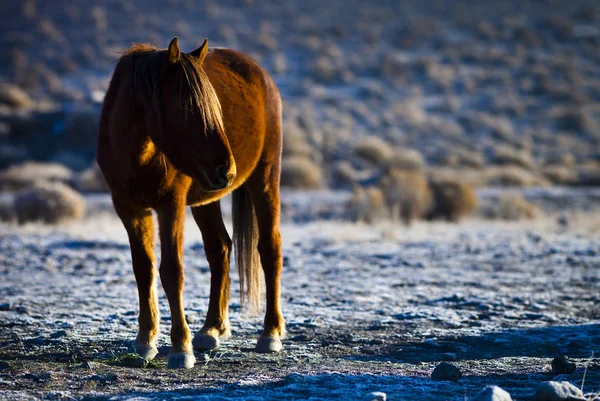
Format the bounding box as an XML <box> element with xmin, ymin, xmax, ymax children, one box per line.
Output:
<box><xmin>167</xmin><ymin>37</ymin><xmax>181</xmax><ymax>64</ymax></box>
<box><xmin>190</xmin><ymin>38</ymin><xmax>209</xmax><ymax>63</ymax></box>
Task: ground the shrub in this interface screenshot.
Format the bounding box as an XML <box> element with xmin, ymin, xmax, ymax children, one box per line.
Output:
<box><xmin>387</xmin><ymin>147</ymin><xmax>425</xmax><ymax>171</ymax></box>
<box><xmin>0</xmin><ymin>83</ymin><xmax>34</xmax><ymax>109</ymax></box>
<box><xmin>353</xmin><ymin>136</ymin><xmax>393</xmax><ymax>166</ymax></box>
<box><xmin>439</xmin><ymin>148</ymin><xmax>485</xmax><ymax>168</ymax></box>
<box><xmin>484</xmin><ymin>166</ymin><xmax>550</xmax><ymax>188</ymax></box>
<box><xmin>0</xmin><ymin>162</ymin><xmax>73</xmax><ymax>192</ymax></box>
<box><xmin>74</xmin><ymin>163</ymin><xmax>108</xmax><ymax>193</ymax></box>
<box><xmin>347</xmin><ymin>185</ymin><xmax>385</xmax><ymax>224</ymax></box>
<box><xmin>542</xmin><ymin>166</ymin><xmax>575</xmax><ymax>185</ymax></box>
<box><xmin>482</xmin><ymin>194</ymin><xmax>539</xmax><ymax>220</ymax></box>
<box><xmin>280</xmin><ymin>156</ymin><xmax>323</xmax><ymax>189</ymax></box>
<box><xmin>14</xmin><ymin>181</ymin><xmax>86</xmax><ymax>224</ymax></box>
<box><xmin>427</xmin><ymin>179</ymin><xmax>477</xmax><ymax>222</ymax></box>
<box><xmin>492</xmin><ymin>144</ymin><xmax>535</xmax><ymax>170</ymax></box>
<box><xmin>331</xmin><ymin>161</ymin><xmax>360</xmax><ymax>188</ymax></box>
<box><xmin>380</xmin><ymin>169</ymin><xmax>431</xmax><ymax>225</ymax></box>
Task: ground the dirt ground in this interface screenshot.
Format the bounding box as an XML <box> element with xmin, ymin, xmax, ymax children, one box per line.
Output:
<box><xmin>0</xmin><ymin>191</ymin><xmax>599</xmax><ymax>400</ymax></box>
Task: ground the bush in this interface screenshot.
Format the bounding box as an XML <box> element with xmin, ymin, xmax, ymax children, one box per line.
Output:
<box><xmin>347</xmin><ymin>185</ymin><xmax>385</xmax><ymax>224</ymax></box>
<box><xmin>14</xmin><ymin>181</ymin><xmax>86</xmax><ymax>224</ymax></box>
<box><xmin>0</xmin><ymin>83</ymin><xmax>34</xmax><ymax>109</ymax></box>
<box><xmin>353</xmin><ymin>136</ymin><xmax>393</xmax><ymax>166</ymax></box>
<box><xmin>542</xmin><ymin>166</ymin><xmax>575</xmax><ymax>185</ymax></box>
<box><xmin>0</xmin><ymin>162</ymin><xmax>74</xmax><ymax>192</ymax></box>
<box><xmin>387</xmin><ymin>147</ymin><xmax>425</xmax><ymax>171</ymax></box>
<box><xmin>427</xmin><ymin>179</ymin><xmax>477</xmax><ymax>222</ymax></box>
<box><xmin>439</xmin><ymin>148</ymin><xmax>485</xmax><ymax>168</ymax></box>
<box><xmin>380</xmin><ymin>169</ymin><xmax>431</xmax><ymax>225</ymax></box>
<box><xmin>482</xmin><ymin>194</ymin><xmax>539</xmax><ymax>220</ymax></box>
<box><xmin>280</xmin><ymin>156</ymin><xmax>323</xmax><ymax>189</ymax></box>
<box><xmin>492</xmin><ymin>144</ymin><xmax>535</xmax><ymax>169</ymax></box>
<box><xmin>484</xmin><ymin>166</ymin><xmax>550</xmax><ymax>188</ymax></box>
<box><xmin>74</xmin><ymin>163</ymin><xmax>108</xmax><ymax>193</ymax></box>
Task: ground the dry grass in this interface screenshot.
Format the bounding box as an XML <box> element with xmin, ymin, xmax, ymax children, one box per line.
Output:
<box><xmin>380</xmin><ymin>169</ymin><xmax>432</xmax><ymax>225</ymax></box>
<box><xmin>427</xmin><ymin>179</ymin><xmax>477</xmax><ymax>222</ymax></box>
<box><xmin>13</xmin><ymin>181</ymin><xmax>86</xmax><ymax>224</ymax></box>
<box><xmin>353</xmin><ymin>136</ymin><xmax>393</xmax><ymax>166</ymax></box>
<box><xmin>542</xmin><ymin>165</ymin><xmax>576</xmax><ymax>185</ymax></box>
<box><xmin>0</xmin><ymin>162</ymin><xmax>74</xmax><ymax>192</ymax></box>
<box><xmin>280</xmin><ymin>156</ymin><xmax>323</xmax><ymax>189</ymax></box>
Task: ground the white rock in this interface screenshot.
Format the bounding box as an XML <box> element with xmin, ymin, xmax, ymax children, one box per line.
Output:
<box><xmin>473</xmin><ymin>385</ymin><xmax>512</xmax><ymax>401</ymax></box>
<box><xmin>363</xmin><ymin>392</ymin><xmax>386</xmax><ymax>401</ymax></box>
<box><xmin>533</xmin><ymin>381</ymin><xmax>584</xmax><ymax>401</ymax></box>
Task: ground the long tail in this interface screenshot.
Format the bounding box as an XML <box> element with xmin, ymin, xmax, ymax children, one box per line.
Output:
<box><xmin>232</xmin><ymin>185</ymin><xmax>262</xmax><ymax>314</ymax></box>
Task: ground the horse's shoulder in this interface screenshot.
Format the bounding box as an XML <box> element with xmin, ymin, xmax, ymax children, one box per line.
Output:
<box><xmin>206</xmin><ymin>48</ymin><xmax>269</xmax><ymax>85</ymax></box>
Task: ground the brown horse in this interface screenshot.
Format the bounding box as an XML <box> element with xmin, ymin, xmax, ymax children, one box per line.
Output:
<box><xmin>97</xmin><ymin>37</ymin><xmax>285</xmax><ymax>369</ymax></box>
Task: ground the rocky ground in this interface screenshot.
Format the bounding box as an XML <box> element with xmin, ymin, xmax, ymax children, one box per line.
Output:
<box><xmin>0</xmin><ymin>191</ymin><xmax>599</xmax><ymax>400</ymax></box>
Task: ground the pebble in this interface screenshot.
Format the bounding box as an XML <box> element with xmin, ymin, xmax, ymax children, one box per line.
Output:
<box><xmin>431</xmin><ymin>362</ymin><xmax>462</xmax><ymax>382</ymax></box>
<box><xmin>551</xmin><ymin>356</ymin><xmax>576</xmax><ymax>375</ymax></box>
<box><xmin>533</xmin><ymin>381</ymin><xmax>584</xmax><ymax>401</ymax></box>
<box><xmin>472</xmin><ymin>385</ymin><xmax>512</xmax><ymax>401</ymax></box>
<box><xmin>363</xmin><ymin>392</ymin><xmax>386</xmax><ymax>401</ymax></box>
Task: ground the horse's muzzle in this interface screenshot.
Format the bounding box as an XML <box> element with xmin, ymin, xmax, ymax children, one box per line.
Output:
<box><xmin>203</xmin><ymin>162</ymin><xmax>236</xmax><ymax>191</ymax></box>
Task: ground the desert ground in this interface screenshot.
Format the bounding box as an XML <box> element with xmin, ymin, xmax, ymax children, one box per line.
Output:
<box><xmin>1</xmin><ymin>0</ymin><xmax>600</xmax><ymax>400</ymax></box>
<box><xmin>1</xmin><ymin>190</ymin><xmax>599</xmax><ymax>400</ymax></box>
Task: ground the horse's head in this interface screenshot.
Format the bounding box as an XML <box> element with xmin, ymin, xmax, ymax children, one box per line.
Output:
<box><xmin>158</xmin><ymin>37</ymin><xmax>236</xmax><ymax>191</ymax></box>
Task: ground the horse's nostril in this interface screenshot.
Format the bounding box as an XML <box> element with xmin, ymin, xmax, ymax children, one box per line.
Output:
<box><xmin>215</xmin><ymin>164</ymin><xmax>229</xmax><ymax>184</ymax></box>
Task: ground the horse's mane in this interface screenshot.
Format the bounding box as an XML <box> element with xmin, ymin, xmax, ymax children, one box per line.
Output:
<box><xmin>117</xmin><ymin>43</ymin><xmax>224</xmax><ymax>136</ymax></box>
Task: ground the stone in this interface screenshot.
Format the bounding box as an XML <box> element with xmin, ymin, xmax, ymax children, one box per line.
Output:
<box><xmin>431</xmin><ymin>362</ymin><xmax>462</xmax><ymax>382</ymax></box>
<box><xmin>551</xmin><ymin>356</ymin><xmax>576</xmax><ymax>375</ymax></box>
<box><xmin>472</xmin><ymin>385</ymin><xmax>513</xmax><ymax>401</ymax></box>
<box><xmin>533</xmin><ymin>381</ymin><xmax>584</xmax><ymax>401</ymax></box>
<box><xmin>363</xmin><ymin>392</ymin><xmax>386</xmax><ymax>401</ymax></box>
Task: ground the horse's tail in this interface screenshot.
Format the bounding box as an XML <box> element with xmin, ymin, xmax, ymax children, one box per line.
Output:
<box><xmin>232</xmin><ymin>185</ymin><xmax>262</xmax><ymax>314</ymax></box>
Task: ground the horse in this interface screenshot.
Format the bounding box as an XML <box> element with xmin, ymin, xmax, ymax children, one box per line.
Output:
<box><xmin>97</xmin><ymin>37</ymin><xmax>285</xmax><ymax>369</ymax></box>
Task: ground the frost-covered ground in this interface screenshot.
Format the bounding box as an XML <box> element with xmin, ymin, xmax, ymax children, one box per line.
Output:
<box><xmin>0</xmin><ymin>191</ymin><xmax>599</xmax><ymax>400</ymax></box>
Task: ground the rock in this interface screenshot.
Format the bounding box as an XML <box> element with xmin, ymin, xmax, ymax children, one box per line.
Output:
<box><xmin>0</xmin><ymin>303</ymin><xmax>13</xmax><ymax>311</ymax></box>
<box><xmin>533</xmin><ymin>381</ymin><xmax>584</xmax><ymax>401</ymax></box>
<box><xmin>472</xmin><ymin>385</ymin><xmax>513</xmax><ymax>401</ymax></box>
<box><xmin>50</xmin><ymin>330</ymin><xmax>70</xmax><ymax>339</ymax></box>
<box><xmin>431</xmin><ymin>362</ymin><xmax>462</xmax><ymax>382</ymax></box>
<box><xmin>551</xmin><ymin>356</ymin><xmax>576</xmax><ymax>375</ymax></box>
<box><xmin>363</xmin><ymin>392</ymin><xmax>386</xmax><ymax>401</ymax></box>
<box><xmin>78</xmin><ymin>361</ymin><xmax>101</xmax><ymax>369</ymax></box>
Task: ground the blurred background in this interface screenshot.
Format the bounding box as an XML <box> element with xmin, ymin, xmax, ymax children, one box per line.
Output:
<box><xmin>0</xmin><ymin>0</ymin><xmax>599</xmax><ymax>225</ymax></box>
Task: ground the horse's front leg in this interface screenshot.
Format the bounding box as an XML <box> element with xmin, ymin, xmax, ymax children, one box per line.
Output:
<box><xmin>190</xmin><ymin>201</ymin><xmax>232</xmax><ymax>350</ymax></box>
<box><xmin>113</xmin><ymin>198</ymin><xmax>160</xmax><ymax>360</ymax></box>
<box><xmin>156</xmin><ymin>196</ymin><xmax>195</xmax><ymax>369</ymax></box>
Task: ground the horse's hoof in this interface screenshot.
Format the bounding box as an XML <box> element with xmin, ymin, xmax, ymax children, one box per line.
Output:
<box><xmin>167</xmin><ymin>352</ymin><xmax>196</xmax><ymax>369</ymax></box>
<box><xmin>255</xmin><ymin>336</ymin><xmax>283</xmax><ymax>353</ymax></box>
<box><xmin>133</xmin><ymin>343</ymin><xmax>159</xmax><ymax>360</ymax></box>
<box><xmin>192</xmin><ymin>333</ymin><xmax>220</xmax><ymax>350</ymax></box>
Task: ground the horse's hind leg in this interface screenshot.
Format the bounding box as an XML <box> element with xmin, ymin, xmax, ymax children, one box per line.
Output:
<box><xmin>190</xmin><ymin>201</ymin><xmax>232</xmax><ymax>350</ymax></box>
<box><xmin>156</xmin><ymin>197</ymin><xmax>195</xmax><ymax>369</ymax></box>
<box><xmin>248</xmin><ymin>167</ymin><xmax>286</xmax><ymax>352</ymax></box>
<box><xmin>112</xmin><ymin>199</ymin><xmax>159</xmax><ymax>360</ymax></box>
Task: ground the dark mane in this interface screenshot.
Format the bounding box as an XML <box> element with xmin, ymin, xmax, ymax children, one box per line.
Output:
<box><xmin>117</xmin><ymin>43</ymin><xmax>224</xmax><ymax>136</ymax></box>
